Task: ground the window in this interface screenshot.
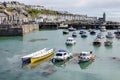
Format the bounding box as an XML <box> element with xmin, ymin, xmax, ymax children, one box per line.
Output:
<box><xmin>64</xmin><ymin>53</ymin><xmax>66</xmax><ymax>55</ymax></box>
<box><xmin>56</xmin><ymin>53</ymin><xmax>62</xmax><ymax>56</ymax></box>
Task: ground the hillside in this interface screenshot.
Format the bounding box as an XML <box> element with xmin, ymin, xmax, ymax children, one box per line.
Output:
<box><xmin>25</xmin><ymin>9</ymin><xmax>62</xmax><ymax>17</ymax></box>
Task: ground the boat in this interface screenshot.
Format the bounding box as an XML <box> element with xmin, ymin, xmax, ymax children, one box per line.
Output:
<box><xmin>106</xmin><ymin>32</ymin><xmax>114</xmax><ymax>38</ymax></box>
<box><xmin>63</xmin><ymin>30</ymin><xmax>69</xmax><ymax>34</ymax></box>
<box><xmin>104</xmin><ymin>39</ymin><xmax>113</xmax><ymax>46</ymax></box>
<box><xmin>93</xmin><ymin>38</ymin><xmax>101</xmax><ymax>46</ymax></box>
<box><xmin>81</xmin><ymin>33</ymin><xmax>87</xmax><ymax>38</ymax></box>
<box><xmin>59</xmin><ymin>24</ymin><xmax>68</xmax><ymax>28</ymax></box>
<box><xmin>100</xmin><ymin>26</ymin><xmax>106</xmax><ymax>32</ymax></box>
<box><xmin>78</xmin><ymin>51</ymin><xmax>95</xmax><ymax>62</ymax></box>
<box><xmin>88</xmin><ymin>29</ymin><xmax>92</xmax><ymax>32</ymax></box>
<box><xmin>30</xmin><ymin>54</ymin><xmax>54</xmax><ymax>68</ymax></box>
<box><xmin>21</xmin><ymin>48</ymin><xmax>47</xmax><ymax>63</ymax></box>
<box><xmin>30</xmin><ymin>48</ymin><xmax>55</xmax><ymax>63</ymax></box>
<box><xmin>114</xmin><ymin>27</ymin><xmax>120</xmax><ymax>34</ymax></box>
<box><xmin>114</xmin><ymin>27</ymin><xmax>120</xmax><ymax>39</ymax></box>
<box><xmin>72</xmin><ymin>32</ymin><xmax>77</xmax><ymax>37</ymax></box>
<box><xmin>116</xmin><ymin>33</ymin><xmax>120</xmax><ymax>39</ymax></box>
<box><xmin>52</xmin><ymin>49</ymin><xmax>72</xmax><ymax>62</ymax></box>
<box><xmin>97</xmin><ymin>32</ymin><xmax>104</xmax><ymax>39</ymax></box>
<box><xmin>79</xmin><ymin>30</ymin><xmax>86</xmax><ymax>34</ymax></box>
<box><xmin>90</xmin><ymin>30</ymin><xmax>96</xmax><ymax>35</ymax></box>
<box><xmin>68</xmin><ymin>26</ymin><xmax>76</xmax><ymax>31</ymax></box>
<box><xmin>65</xmin><ymin>37</ymin><xmax>76</xmax><ymax>45</ymax></box>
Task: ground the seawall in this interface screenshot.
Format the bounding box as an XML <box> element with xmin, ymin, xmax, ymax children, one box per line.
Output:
<box><xmin>0</xmin><ymin>24</ymin><xmax>39</xmax><ymax>36</ymax></box>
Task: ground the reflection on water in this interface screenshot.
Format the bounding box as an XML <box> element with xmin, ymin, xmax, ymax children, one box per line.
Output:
<box><xmin>105</xmin><ymin>45</ymin><xmax>113</xmax><ymax>49</ymax></box>
<box><xmin>52</xmin><ymin>60</ymin><xmax>66</xmax><ymax>67</ymax></box>
<box><xmin>0</xmin><ymin>36</ymin><xmax>23</xmax><ymax>41</ymax></box>
<box><xmin>66</xmin><ymin>45</ymin><xmax>75</xmax><ymax>52</ymax></box>
<box><xmin>78</xmin><ymin>60</ymin><xmax>93</xmax><ymax>69</ymax></box>
<box><xmin>28</xmin><ymin>38</ymin><xmax>48</xmax><ymax>42</ymax></box>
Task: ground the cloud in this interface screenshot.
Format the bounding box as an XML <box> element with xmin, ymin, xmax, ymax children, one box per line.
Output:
<box><xmin>2</xmin><ymin>0</ymin><xmax>120</xmax><ymax>21</ymax></box>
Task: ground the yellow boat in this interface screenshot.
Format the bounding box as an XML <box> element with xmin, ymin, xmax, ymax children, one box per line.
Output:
<box><xmin>30</xmin><ymin>54</ymin><xmax>54</xmax><ymax>68</ymax></box>
<box><xmin>31</xmin><ymin>48</ymin><xmax>55</xmax><ymax>63</ymax></box>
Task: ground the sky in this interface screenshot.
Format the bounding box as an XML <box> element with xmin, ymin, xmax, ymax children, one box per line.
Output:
<box><xmin>1</xmin><ymin>0</ymin><xmax>120</xmax><ymax>22</ymax></box>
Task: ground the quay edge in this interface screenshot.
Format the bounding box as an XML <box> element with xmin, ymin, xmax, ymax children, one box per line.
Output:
<box><xmin>0</xmin><ymin>24</ymin><xmax>39</xmax><ymax>36</ymax></box>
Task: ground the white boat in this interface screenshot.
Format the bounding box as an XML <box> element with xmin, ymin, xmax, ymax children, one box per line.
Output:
<box><xmin>104</xmin><ymin>39</ymin><xmax>113</xmax><ymax>46</ymax></box>
<box><xmin>31</xmin><ymin>48</ymin><xmax>54</xmax><ymax>63</ymax></box>
<box><xmin>78</xmin><ymin>51</ymin><xmax>95</xmax><ymax>62</ymax></box>
<box><xmin>65</xmin><ymin>37</ymin><xmax>76</xmax><ymax>45</ymax></box>
<box><xmin>68</xmin><ymin>26</ymin><xmax>76</xmax><ymax>31</ymax></box>
<box><xmin>52</xmin><ymin>49</ymin><xmax>72</xmax><ymax>62</ymax></box>
<box><xmin>63</xmin><ymin>30</ymin><xmax>69</xmax><ymax>34</ymax></box>
<box><xmin>21</xmin><ymin>48</ymin><xmax>47</xmax><ymax>63</ymax></box>
<box><xmin>100</xmin><ymin>26</ymin><xmax>106</xmax><ymax>32</ymax></box>
<box><xmin>72</xmin><ymin>31</ymin><xmax>77</xmax><ymax>37</ymax></box>
<box><xmin>97</xmin><ymin>32</ymin><xmax>104</xmax><ymax>39</ymax></box>
<box><xmin>93</xmin><ymin>38</ymin><xmax>101</xmax><ymax>46</ymax></box>
<box><xmin>79</xmin><ymin>30</ymin><xmax>86</xmax><ymax>34</ymax></box>
<box><xmin>106</xmin><ymin>32</ymin><xmax>114</xmax><ymax>38</ymax></box>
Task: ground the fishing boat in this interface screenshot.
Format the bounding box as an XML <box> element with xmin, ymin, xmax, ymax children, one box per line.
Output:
<box><xmin>63</xmin><ymin>30</ymin><xmax>69</xmax><ymax>34</ymax></box>
<box><xmin>106</xmin><ymin>32</ymin><xmax>114</xmax><ymax>38</ymax></box>
<box><xmin>116</xmin><ymin>33</ymin><xmax>120</xmax><ymax>39</ymax></box>
<box><xmin>21</xmin><ymin>48</ymin><xmax>47</xmax><ymax>63</ymax></box>
<box><xmin>100</xmin><ymin>26</ymin><xmax>106</xmax><ymax>32</ymax></box>
<box><xmin>79</xmin><ymin>30</ymin><xmax>86</xmax><ymax>34</ymax></box>
<box><xmin>65</xmin><ymin>37</ymin><xmax>76</xmax><ymax>45</ymax></box>
<box><xmin>78</xmin><ymin>51</ymin><xmax>95</xmax><ymax>62</ymax></box>
<box><xmin>72</xmin><ymin>31</ymin><xmax>77</xmax><ymax>37</ymax></box>
<box><xmin>97</xmin><ymin>32</ymin><xmax>104</xmax><ymax>39</ymax></box>
<box><xmin>68</xmin><ymin>26</ymin><xmax>76</xmax><ymax>31</ymax></box>
<box><xmin>81</xmin><ymin>33</ymin><xmax>87</xmax><ymax>38</ymax></box>
<box><xmin>52</xmin><ymin>49</ymin><xmax>72</xmax><ymax>62</ymax></box>
<box><xmin>90</xmin><ymin>30</ymin><xmax>96</xmax><ymax>35</ymax></box>
<box><xmin>31</xmin><ymin>48</ymin><xmax>55</xmax><ymax>63</ymax></box>
<box><xmin>104</xmin><ymin>39</ymin><xmax>113</xmax><ymax>46</ymax></box>
<box><xmin>114</xmin><ymin>27</ymin><xmax>120</xmax><ymax>34</ymax></box>
<box><xmin>88</xmin><ymin>29</ymin><xmax>92</xmax><ymax>32</ymax></box>
<box><xmin>93</xmin><ymin>38</ymin><xmax>101</xmax><ymax>46</ymax></box>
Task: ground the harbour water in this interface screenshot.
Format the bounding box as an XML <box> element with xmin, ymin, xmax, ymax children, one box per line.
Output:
<box><xmin>0</xmin><ymin>29</ymin><xmax>120</xmax><ymax>80</ymax></box>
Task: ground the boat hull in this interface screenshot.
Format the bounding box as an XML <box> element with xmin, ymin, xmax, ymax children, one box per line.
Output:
<box><xmin>22</xmin><ymin>57</ymin><xmax>31</xmax><ymax>63</ymax></box>
<box><xmin>93</xmin><ymin>42</ymin><xmax>101</xmax><ymax>46</ymax></box>
<box><xmin>31</xmin><ymin>51</ymin><xmax>54</xmax><ymax>63</ymax></box>
<box><xmin>63</xmin><ymin>31</ymin><xmax>69</xmax><ymax>34</ymax></box>
<box><xmin>104</xmin><ymin>42</ymin><xmax>112</xmax><ymax>46</ymax></box>
<box><xmin>81</xmin><ymin>34</ymin><xmax>87</xmax><ymax>38</ymax></box>
<box><xmin>90</xmin><ymin>31</ymin><xmax>96</xmax><ymax>35</ymax></box>
<box><xmin>72</xmin><ymin>35</ymin><xmax>77</xmax><ymax>37</ymax></box>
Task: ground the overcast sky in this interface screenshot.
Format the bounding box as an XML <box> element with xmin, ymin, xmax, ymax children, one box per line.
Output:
<box><xmin>2</xmin><ymin>0</ymin><xmax>120</xmax><ymax>22</ymax></box>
